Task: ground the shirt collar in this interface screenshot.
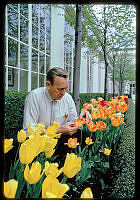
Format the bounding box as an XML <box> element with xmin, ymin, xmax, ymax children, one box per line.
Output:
<box><xmin>45</xmin><ymin>87</ymin><xmax>58</xmax><ymax>103</ymax></box>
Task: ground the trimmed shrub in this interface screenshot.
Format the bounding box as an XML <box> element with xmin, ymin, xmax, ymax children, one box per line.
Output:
<box><xmin>5</xmin><ymin>90</ymin><xmax>28</xmax><ymax>138</ymax></box>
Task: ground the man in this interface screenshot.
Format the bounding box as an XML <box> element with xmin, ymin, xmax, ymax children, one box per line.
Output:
<box><xmin>23</xmin><ymin>67</ymin><xmax>80</xmax><ymax>135</ymax></box>
<box><xmin>23</xmin><ymin>67</ymin><xmax>91</xmax><ymax>136</ymax></box>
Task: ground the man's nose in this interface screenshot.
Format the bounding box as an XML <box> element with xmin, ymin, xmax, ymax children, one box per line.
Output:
<box><xmin>61</xmin><ymin>89</ymin><xmax>66</xmax><ymax>95</ymax></box>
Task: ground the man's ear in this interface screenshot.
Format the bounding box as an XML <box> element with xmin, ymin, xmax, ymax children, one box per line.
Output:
<box><xmin>46</xmin><ymin>81</ymin><xmax>51</xmax><ymax>88</ymax></box>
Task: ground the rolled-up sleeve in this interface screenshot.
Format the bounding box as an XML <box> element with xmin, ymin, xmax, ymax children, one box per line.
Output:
<box><xmin>67</xmin><ymin>95</ymin><xmax>78</xmax><ymax>122</ymax></box>
<box><xmin>23</xmin><ymin>92</ymin><xmax>40</xmax><ymax>130</ymax></box>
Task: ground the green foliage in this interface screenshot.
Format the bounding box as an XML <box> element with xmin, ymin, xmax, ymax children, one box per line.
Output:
<box><xmin>107</xmin><ymin>99</ymin><xmax>135</xmax><ymax>198</ymax></box>
<box><xmin>5</xmin><ymin>90</ymin><xmax>28</xmax><ymax>138</ymax></box>
<box><xmin>4</xmin><ymin>90</ymin><xmax>129</xmax><ymax>140</ymax></box>
<box><xmin>79</xmin><ymin>93</ymin><xmax>118</xmax><ymax>109</ymax></box>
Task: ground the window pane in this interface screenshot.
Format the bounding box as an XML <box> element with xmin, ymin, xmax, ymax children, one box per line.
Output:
<box><xmin>20</xmin><ymin>16</ymin><xmax>28</xmax><ymax>44</ymax></box>
<box><xmin>8</xmin><ymin>39</ymin><xmax>18</xmax><ymax>67</ymax></box>
<box><xmin>46</xmin><ymin>56</ymin><xmax>50</xmax><ymax>72</ymax></box>
<box><xmin>32</xmin><ymin>50</ymin><xmax>38</xmax><ymax>72</ymax></box>
<box><xmin>40</xmin><ymin>31</ymin><xmax>45</xmax><ymax>52</ymax></box>
<box><xmin>46</xmin><ymin>37</ymin><xmax>50</xmax><ymax>55</ymax></box>
<box><xmin>39</xmin><ymin>53</ymin><xmax>45</xmax><ymax>73</ymax></box>
<box><xmin>31</xmin><ymin>72</ymin><xmax>38</xmax><ymax>90</ymax></box>
<box><xmin>39</xmin><ymin>74</ymin><xmax>45</xmax><ymax>87</ymax></box>
<box><xmin>32</xmin><ymin>4</ymin><xmax>39</xmax><ymax>24</ymax></box>
<box><xmin>20</xmin><ymin>44</ymin><xmax>28</xmax><ymax>70</ymax></box>
<box><xmin>8</xmin><ymin>5</ymin><xmax>18</xmax><ymax>39</ymax></box>
<box><xmin>20</xmin><ymin>4</ymin><xmax>28</xmax><ymax>18</ymax></box>
<box><xmin>20</xmin><ymin>70</ymin><xmax>28</xmax><ymax>91</ymax></box>
<box><xmin>8</xmin><ymin>68</ymin><xmax>18</xmax><ymax>90</ymax></box>
<box><xmin>32</xmin><ymin>24</ymin><xmax>38</xmax><ymax>48</ymax></box>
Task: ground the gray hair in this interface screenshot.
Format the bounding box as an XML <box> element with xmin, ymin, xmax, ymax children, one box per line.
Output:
<box><xmin>46</xmin><ymin>67</ymin><xmax>69</xmax><ymax>85</ymax></box>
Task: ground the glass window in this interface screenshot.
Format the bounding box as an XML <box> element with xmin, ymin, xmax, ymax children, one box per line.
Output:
<box><xmin>8</xmin><ymin>5</ymin><xmax>18</xmax><ymax>39</ymax></box>
<box><xmin>31</xmin><ymin>72</ymin><xmax>38</xmax><ymax>90</ymax></box>
<box><xmin>8</xmin><ymin>68</ymin><xmax>18</xmax><ymax>90</ymax></box>
<box><xmin>5</xmin><ymin>4</ymin><xmax>51</xmax><ymax>92</ymax></box>
<box><xmin>20</xmin><ymin>44</ymin><xmax>28</xmax><ymax>70</ymax></box>
<box><xmin>20</xmin><ymin>16</ymin><xmax>28</xmax><ymax>44</ymax></box>
<box><xmin>20</xmin><ymin>70</ymin><xmax>28</xmax><ymax>91</ymax></box>
<box><xmin>20</xmin><ymin>4</ymin><xmax>28</xmax><ymax>18</ymax></box>
<box><xmin>39</xmin><ymin>74</ymin><xmax>45</xmax><ymax>87</ymax></box>
<box><xmin>39</xmin><ymin>53</ymin><xmax>45</xmax><ymax>73</ymax></box>
<box><xmin>32</xmin><ymin>49</ymin><xmax>38</xmax><ymax>72</ymax></box>
<box><xmin>8</xmin><ymin>39</ymin><xmax>18</xmax><ymax>67</ymax></box>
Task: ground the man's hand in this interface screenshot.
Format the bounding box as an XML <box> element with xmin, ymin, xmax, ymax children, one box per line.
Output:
<box><xmin>79</xmin><ymin>110</ymin><xmax>92</xmax><ymax>123</ymax></box>
<box><xmin>56</xmin><ymin>121</ymin><xmax>79</xmax><ymax>136</ymax></box>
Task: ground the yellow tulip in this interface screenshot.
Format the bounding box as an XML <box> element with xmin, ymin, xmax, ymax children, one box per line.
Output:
<box><xmin>4</xmin><ymin>179</ymin><xmax>18</xmax><ymax>198</ymax></box>
<box><xmin>17</xmin><ymin>129</ymin><xmax>26</xmax><ymax>143</ymax></box>
<box><xmin>44</xmin><ymin>125</ymin><xmax>62</xmax><ymax>138</ymax></box>
<box><xmin>42</xmin><ymin>175</ymin><xmax>69</xmax><ymax>198</ymax></box>
<box><xmin>19</xmin><ymin>135</ymin><xmax>43</xmax><ymax>164</ymax></box>
<box><xmin>42</xmin><ymin>135</ymin><xmax>58</xmax><ymax>158</ymax></box>
<box><xmin>80</xmin><ymin>187</ymin><xmax>93</xmax><ymax>198</ymax></box>
<box><xmin>44</xmin><ymin>161</ymin><xmax>63</xmax><ymax>178</ymax></box>
<box><xmin>4</xmin><ymin>138</ymin><xmax>13</xmax><ymax>153</ymax></box>
<box><xmin>85</xmin><ymin>137</ymin><xmax>94</xmax><ymax>145</ymax></box>
<box><xmin>104</xmin><ymin>148</ymin><xmax>112</xmax><ymax>156</ymax></box>
<box><xmin>45</xmin><ymin>148</ymin><xmax>55</xmax><ymax>158</ymax></box>
<box><xmin>63</xmin><ymin>153</ymin><xmax>81</xmax><ymax>178</ymax></box>
<box><xmin>27</xmin><ymin>124</ymin><xmax>37</xmax><ymax>136</ymax></box>
<box><xmin>53</xmin><ymin>121</ymin><xmax>60</xmax><ymax>128</ymax></box>
<box><xmin>24</xmin><ymin>161</ymin><xmax>44</xmax><ymax>184</ymax></box>
<box><xmin>36</xmin><ymin>122</ymin><xmax>45</xmax><ymax>134</ymax></box>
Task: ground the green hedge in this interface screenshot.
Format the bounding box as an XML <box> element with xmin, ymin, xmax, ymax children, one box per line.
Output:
<box><xmin>5</xmin><ymin>90</ymin><xmax>28</xmax><ymax>138</ymax></box>
<box><xmin>4</xmin><ymin>90</ymin><xmax>129</xmax><ymax>138</ymax></box>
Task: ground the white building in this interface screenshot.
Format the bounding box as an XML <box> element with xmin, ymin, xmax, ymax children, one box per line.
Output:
<box><xmin>5</xmin><ymin>4</ymin><xmax>135</xmax><ymax>97</ymax></box>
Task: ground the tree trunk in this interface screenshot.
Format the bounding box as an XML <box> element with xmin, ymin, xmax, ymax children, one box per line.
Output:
<box><xmin>112</xmin><ymin>54</ymin><xmax>116</xmax><ymax>98</ymax></box>
<box><xmin>104</xmin><ymin>50</ymin><xmax>109</xmax><ymax>101</ymax></box>
<box><xmin>72</xmin><ymin>4</ymin><xmax>82</xmax><ymax>115</ymax></box>
<box><xmin>103</xmin><ymin>5</ymin><xmax>109</xmax><ymax>101</ymax></box>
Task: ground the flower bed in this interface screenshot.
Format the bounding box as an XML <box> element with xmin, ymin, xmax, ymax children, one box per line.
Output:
<box><xmin>4</xmin><ymin>95</ymin><xmax>129</xmax><ymax>198</ymax></box>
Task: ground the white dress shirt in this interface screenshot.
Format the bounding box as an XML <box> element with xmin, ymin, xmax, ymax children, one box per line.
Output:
<box><xmin>23</xmin><ymin>87</ymin><xmax>77</xmax><ymax>130</ymax></box>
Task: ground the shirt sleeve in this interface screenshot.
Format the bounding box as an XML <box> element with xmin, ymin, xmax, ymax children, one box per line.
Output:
<box><xmin>67</xmin><ymin>95</ymin><xmax>78</xmax><ymax>122</ymax></box>
<box><xmin>23</xmin><ymin>92</ymin><xmax>40</xmax><ymax>130</ymax></box>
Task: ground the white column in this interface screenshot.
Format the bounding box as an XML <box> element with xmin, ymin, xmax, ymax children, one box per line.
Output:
<box><xmin>80</xmin><ymin>48</ymin><xmax>88</xmax><ymax>93</ymax></box>
<box><xmin>50</xmin><ymin>5</ymin><xmax>64</xmax><ymax>68</ymax></box>
<box><xmin>28</xmin><ymin>4</ymin><xmax>32</xmax><ymax>92</ymax></box>
<box><xmin>93</xmin><ymin>56</ymin><xmax>98</xmax><ymax>93</ymax></box>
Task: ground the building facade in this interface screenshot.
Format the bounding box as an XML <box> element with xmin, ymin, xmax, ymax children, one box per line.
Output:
<box><xmin>5</xmin><ymin>4</ymin><xmax>135</xmax><ymax>97</ymax></box>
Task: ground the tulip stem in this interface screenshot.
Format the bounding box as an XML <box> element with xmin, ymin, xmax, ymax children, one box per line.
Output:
<box><xmin>14</xmin><ymin>143</ymin><xmax>20</xmax><ymax>163</ymax></box>
<box><xmin>61</xmin><ymin>176</ymin><xmax>68</xmax><ymax>184</ymax></box>
<box><xmin>80</xmin><ymin>126</ymin><xmax>83</xmax><ymax>145</ymax></box>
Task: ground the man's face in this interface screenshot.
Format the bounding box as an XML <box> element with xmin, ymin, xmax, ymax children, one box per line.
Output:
<box><xmin>46</xmin><ymin>76</ymin><xmax>69</xmax><ymax>100</ymax></box>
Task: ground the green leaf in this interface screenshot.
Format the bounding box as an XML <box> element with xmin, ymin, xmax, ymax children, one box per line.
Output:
<box><xmin>26</xmin><ymin>183</ymin><xmax>33</xmax><ymax>197</ymax></box>
<box><xmin>93</xmin><ymin>155</ymin><xmax>100</xmax><ymax>162</ymax></box>
<box><xmin>99</xmin><ymin>178</ymin><xmax>105</xmax><ymax>190</ymax></box>
<box><xmin>103</xmin><ymin>162</ymin><xmax>110</xmax><ymax>169</ymax></box>
<box><xmin>32</xmin><ymin>174</ymin><xmax>45</xmax><ymax>198</ymax></box>
<box><xmin>9</xmin><ymin>165</ymin><xmax>15</xmax><ymax>179</ymax></box>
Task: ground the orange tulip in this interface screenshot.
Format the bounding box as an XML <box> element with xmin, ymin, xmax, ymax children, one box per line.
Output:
<box><xmin>73</xmin><ymin>117</ymin><xmax>87</xmax><ymax>127</ymax></box>
<box><xmin>96</xmin><ymin>121</ymin><xmax>106</xmax><ymax>130</ymax></box>
<box><xmin>117</xmin><ymin>103</ymin><xmax>129</xmax><ymax>113</ymax></box>
<box><xmin>87</xmin><ymin>121</ymin><xmax>96</xmax><ymax>132</ymax></box>
<box><xmin>64</xmin><ymin>138</ymin><xmax>79</xmax><ymax>148</ymax></box>
<box><xmin>110</xmin><ymin>114</ymin><xmax>124</xmax><ymax>127</ymax></box>
<box><xmin>91</xmin><ymin>111</ymin><xmax>100</xmax><ymax>120</ymax></box>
